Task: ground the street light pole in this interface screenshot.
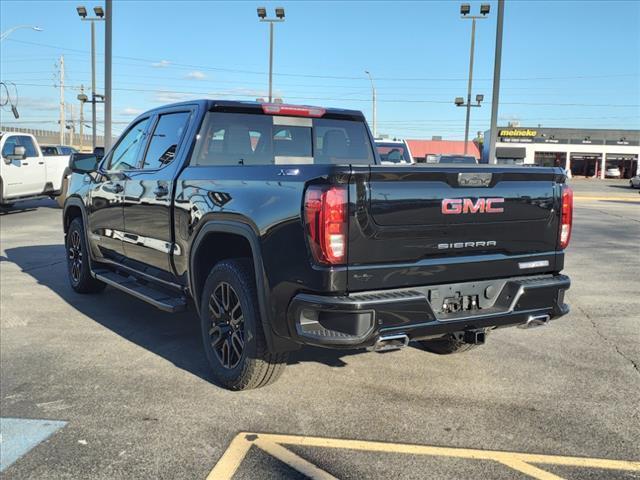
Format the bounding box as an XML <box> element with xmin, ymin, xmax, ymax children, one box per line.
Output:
<box><xmin>488</xmin><ymin>0</ymin><xmax>505</xmax><ymax>164</ymax></box>
<box><xmin>104</xmin><ymin>0</ymin><xmax>113</xmax><ymax>151</ymax></box>
<box><xmin>269</xmin><ymin>22</ymin><xmax>274</xmax><ymax>102</ymax></box>
<box><xmin>459</xmin><ymin>4</ymin><xmax>489</xmax><ymax>155</ymax></box>
<box><xmin>77</xmin><ymin>5</ymin><xmax>104</xmax><ymax>150</ymax></box>
<box><xmin>91</xmin><ymin>21</ymin><xmax>97</xmax><ymax>150</ymax></box>
<box><xmin>365</xmin><ymin>71</ymin><xmax>377</xmax><ymax>137</ymax></box>
<box><xmin>257</xmin><ymin>7</ymin><xmax>285</xmax><ymax>103</ymax></box>
<box><xmin>463</xmin><ymin>18</ymin><xmax>476</xmax><ymax>155</ymax></box>
<box><xmin>0</xmin><ymin>25</ymin><xmax>43</xmax><ymax>42</ymax></box>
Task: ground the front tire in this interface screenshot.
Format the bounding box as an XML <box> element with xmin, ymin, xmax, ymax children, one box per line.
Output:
<box><xmin>199</xmin><ymin>259</ymin><xmax>288</xmax><ymax>390</ymax></box>
<box><xmin>66</xmin><ymin>217</ymin><xmax>106</xmax><ymax>293</ymax></box>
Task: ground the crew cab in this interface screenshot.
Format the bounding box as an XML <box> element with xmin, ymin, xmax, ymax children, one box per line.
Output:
<box><xmin>1</xmin><ymin>132</ymin><xmax>71</xmax><ymax>208</ymax></box>
<box><xmin>63</xmin><ymin>100</ymin><xmax>572</xmax><ymax>390</ymax></box>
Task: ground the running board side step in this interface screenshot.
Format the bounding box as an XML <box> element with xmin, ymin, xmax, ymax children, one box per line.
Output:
<box><xmin>93</xmin><ymin>269</ymin><xmax>187</xmax><ymax>313</ymax></box>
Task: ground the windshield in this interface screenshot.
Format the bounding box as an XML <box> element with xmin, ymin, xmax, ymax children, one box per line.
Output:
<box><xmin>376</xmin><ymin>143</ymin><xmax>410</xmax><ymax>163</ymax></box>
<box><xmin>193</xmin><ymin>112</ymin><xmax>375</xmax><ymax>166</ymax></box>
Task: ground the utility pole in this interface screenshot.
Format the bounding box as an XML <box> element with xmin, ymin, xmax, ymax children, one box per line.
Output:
<box><xmin>79</xmin><ymin>85</ymin><xmax>85</xmax><ymax>152</ymax></box>
<box><xmin>59</xmin><ymin>55</ymin><xmax>65</xmax><ymax>145</ymax></box>
<box><xmin>365</xmin><ymin>71</ymin><xmax>377</xmax><ymax>137</ymax></box>
<box><xmin>488</xmin><ymin>0</ymin><xmax>505</xmax><ymax>164</ymax></box>
<box><xmin>104</xmin><ymin>0</ymin><xmax>113</xmax><ymax>151</ymax></box>
<box><xmin>68</xmin><ymin>103</ymin><xmax>75</xmax><ymax>147</ymax></box>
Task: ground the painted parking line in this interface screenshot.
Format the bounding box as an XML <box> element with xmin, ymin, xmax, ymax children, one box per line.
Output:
<box><xmin>0</xmin><ymin>418</ymin><xmax>67</xmax><ymax>472</ymax></box>
<box><xmin>573</xmin><ymin>195</ymin><xmax>640</xmax><ymax>202</ymax></box>
<box><xmin>208</xmin><ymin>432</ymin><xmax>640</xmax><ymax>480</ymax></box>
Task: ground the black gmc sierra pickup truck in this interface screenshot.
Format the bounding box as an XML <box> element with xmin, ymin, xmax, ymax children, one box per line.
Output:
<box><xmin>63</xmin><ymin>100</ymin><xmax>572</xmax><ymax>390</ymax></box>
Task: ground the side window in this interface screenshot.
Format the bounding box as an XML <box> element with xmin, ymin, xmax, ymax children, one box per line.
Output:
<box><xmin>141</xmin><ymin>111</ymin><xmax>191</xmax><ymax>170</ymax></box>
<box><xmin>193</xmin><ymin>113</ymin><xmax>273</xmax><ymax>166</ymax></box>
<box><xmin>42</xmin><ymin>146</ymin><xmax>57</xmax><ymax>156</ymax></box>
<box><xmin>2</xmin><ymin>137</ymin><xmax>18</xmax><ymax>157</ymax></box>
<box><xmin>15</xmin><ymin>136</ymin><xmax>38</xmax><ymax>157</ymax></box>
<box><xmin>107</xmin><ymin>118</ymin><xmax>150</xmax><ymax>171</ymax></box>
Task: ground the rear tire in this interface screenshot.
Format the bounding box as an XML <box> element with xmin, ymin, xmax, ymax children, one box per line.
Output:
<box><xmin>66</xmin><ymin>217</ymin><xmax>106</xmax><ymax>293</ymax></box>
<box><xmin>199</xmin><ymin>259</ymin><xmax>288</xmax><ymax>390</ymax></box>
<box><xmin>56</xmin><ymin>176</ymin><xmax>69</xmax><ymax>208</ymax></box>
<box><xmin>418</xmin><ymin>332</ymin><xmax>483</xmax><ymax>355</ymax></box>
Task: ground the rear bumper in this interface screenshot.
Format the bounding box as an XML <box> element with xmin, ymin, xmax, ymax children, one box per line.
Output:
<box><xmin>287</xmin><ymin>274</ymin><xmax>570</xmax><ymax>348</ymax></box>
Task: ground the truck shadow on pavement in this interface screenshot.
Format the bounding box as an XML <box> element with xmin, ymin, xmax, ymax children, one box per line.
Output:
<box><xmin>4</xmin><ymin>244</ymin><xmax>373</xmax><ymax>385</ymax></box>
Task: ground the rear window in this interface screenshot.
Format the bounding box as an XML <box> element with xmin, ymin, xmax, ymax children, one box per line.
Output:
<box><xmin>192</xmin><ymin>112</ymin><xmax>374</xmax><ymax>166</ymax></box>
<box><xmin>376</xmin><ymin>143</ymin><xmax>410</xmax><ymax>163</ymax></box>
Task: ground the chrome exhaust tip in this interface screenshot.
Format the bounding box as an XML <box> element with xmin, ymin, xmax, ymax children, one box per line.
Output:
<box><xmin>519</xmin><ymin>314</ymin><xmax>551</xmax><ymax>329</ymax></box>
<box><xmin>368</xmin><ymin>334</ymin><xmax>409</xmax><ymax>352</ymax></box>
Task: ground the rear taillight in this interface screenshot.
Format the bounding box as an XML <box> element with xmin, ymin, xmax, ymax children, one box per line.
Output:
<box><xmin>559</xmin><ymin>185</ymin><xmax>573</xmax><ymax>249</ymax></box>
<box><xmin>304</xmin><ymin>185</ymin><xmax>347</xmax><ymax>265</ymax></box>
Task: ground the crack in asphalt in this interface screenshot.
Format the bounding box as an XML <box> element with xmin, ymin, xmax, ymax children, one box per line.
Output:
<box><xmin>576</xmin><ymin>303</ymin><xmax>640</xmax><ymax>376</ymax></box>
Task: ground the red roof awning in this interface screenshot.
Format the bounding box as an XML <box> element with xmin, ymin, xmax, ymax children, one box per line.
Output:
<box><xmin>407</xmin><ymin>140</ymin><xmax>480</xmax><ymax>159</ymax></box>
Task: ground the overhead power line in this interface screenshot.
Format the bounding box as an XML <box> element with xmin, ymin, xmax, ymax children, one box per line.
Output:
<box><xmin>8</xmin><ymin>82</ymin><xmax>640</xmax><ymax>109</ymax></box>
<box><xmin>5</xmin><ymin>38</ymin><xmax>639</xmax><ymax>83</ymax></box>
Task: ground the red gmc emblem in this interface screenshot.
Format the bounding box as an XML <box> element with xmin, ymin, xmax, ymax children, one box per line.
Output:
<box><xmin>441</xmin><ymin>198</ymin><xmax>505</xmax><ymax>215</ymax></box>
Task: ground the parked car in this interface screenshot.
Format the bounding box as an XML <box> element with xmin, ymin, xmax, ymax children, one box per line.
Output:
<box><xmin>427</xmin><ymin>154</ymin><xmax>478</xmax><ymax>164</ymax></box>
<box><xmin>63</xmin><ymin>100</ymin><xmax>572</xmax><ymax>390</ymax></box>
<box><xmin>605</xmin><ymin>166</ymin><xmax>621</xmax><ymax>178</ymax></box>
<box><xmin>374</xmin><ymin>138</ymin><xmax>414</xmax><ymax>164</ymax></box>
<box><xmin>0</xmin><ymin>132</ymin><xmax>71</xmax><ymax>208</ymax></box>
<box><xmin>629</xmin><ymin>174</ymin><xmax>640</xmax><ymax>188</ymax></box>
<box><xmin>41</xmin><ymin>145</ymin><xmax>78</xmax><ymax>156</ymax></box>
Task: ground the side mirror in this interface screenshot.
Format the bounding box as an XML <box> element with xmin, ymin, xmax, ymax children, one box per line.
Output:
<box><xmin>4</xmin><ymin>145</ymin><xmax>27</xmax><ymax>163</ymax></box>
<box><xmin>69</xmin><ymin>153</ymin><xmax>100</xmax><ymax>174</ymax></box>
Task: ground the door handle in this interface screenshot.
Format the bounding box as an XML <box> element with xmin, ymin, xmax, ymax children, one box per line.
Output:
<box><xmin>113</xmin><ymin>183</ymin><xmax>124</xmax><ymax>193</ymax></box>
<box><xmin>154</xmin><ymin>185</ymin><xmax>169</xmax><ymax>197</ymax></box>
<box><xmin>38</xmin><ymin>161</ymin><xmax>44</xmax><ymax>165</ymax></box>
<box><xmin>22</xmin><ymin>162</ymin><xmax>29</xmax><ymax>166</ymax></box>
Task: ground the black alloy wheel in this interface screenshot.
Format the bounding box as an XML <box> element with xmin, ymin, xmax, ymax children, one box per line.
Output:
<box><xmin>207</xmin><ymin>281</ymin><xmax>245</xmax><ymax>369</ymax></box>
<box><xmin>68</xmin><ymin>229</ymin><xmax>83</xmax><ymax>284</ymax></box>
<box><xmin>199</xmin><ymin>259</ymin><xmax>288</xmax><ymax>390</ymax></box>
<box><xmin>65</xmin><ymin>217</ymin><xmax>106</xmax><ymax>293</ymax></box>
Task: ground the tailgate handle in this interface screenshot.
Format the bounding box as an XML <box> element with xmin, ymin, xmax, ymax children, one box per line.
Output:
<box><xmin>457</xmin><ymin>172</ymin><xmax>492</xmax><ymax>187</ymax></box>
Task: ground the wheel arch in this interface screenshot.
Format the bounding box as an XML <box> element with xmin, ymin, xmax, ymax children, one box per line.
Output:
<box><xmin>62</xmin><ymin>196</ymin><xmax>87</xmax><ymax>233</ymax></box>
<box><xmin>189</xmin><ymin>220</ymin><xmax>293</xmax><ymax>353</ymax></box>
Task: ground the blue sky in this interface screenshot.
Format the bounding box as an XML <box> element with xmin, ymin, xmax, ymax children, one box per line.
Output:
<box><xmin>1</xmin><ymin>0</ymin><xmax>639</xmax><ymax>139</ymax></box>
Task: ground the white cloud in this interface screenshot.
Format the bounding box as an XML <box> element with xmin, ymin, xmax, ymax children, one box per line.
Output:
<box><xmin>153</xmin><ymin>91</ymin><xmax>198</xmax><ymax>103</ymax></box>
<box><xmin>185</xmin><ymin>70</ymin><xmax>206</xmax><ymax>80</ymax></box>
<box><xmin>121</xmin><ymin>107</ymin><xmax>143</xmax><ymax>116</ymax></box>
<box><xmin>16</xmin><ymin>97</ymin><xmax>59</xmax><ymax>111</ymax></box>
<box><xmin>151</xmin><ymin>60</ymin><xmax>171</xmax><ymax>68</ymax></box>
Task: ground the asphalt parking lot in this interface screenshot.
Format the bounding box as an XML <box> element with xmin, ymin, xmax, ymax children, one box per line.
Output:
<box><xmin>1</xmin><ymin>179</ymin><xmax>639</xmax><ymax>479</ymax></box>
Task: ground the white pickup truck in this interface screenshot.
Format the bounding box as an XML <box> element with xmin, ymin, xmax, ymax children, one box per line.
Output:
<box><xmin>0</xmin><ymin>132</ymin><xmax>71</xmax><ymax>208</ymax></box>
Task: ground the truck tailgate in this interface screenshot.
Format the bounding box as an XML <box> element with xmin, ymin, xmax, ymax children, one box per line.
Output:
<box><xmin>347</xmin><ymin>165</ymin><xmax>565</xmax><ymax>290</ymax></box>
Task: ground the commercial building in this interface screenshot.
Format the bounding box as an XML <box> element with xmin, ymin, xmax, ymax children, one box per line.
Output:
<box><xmin>407</xmin><ymin>139</ymin><xmax>480</xmax><ymax>162</ymax></box>
<box><xmin>482</xmin><ymin>127</ymin><xmax>639</xmax><ymax>178</ymax></box>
